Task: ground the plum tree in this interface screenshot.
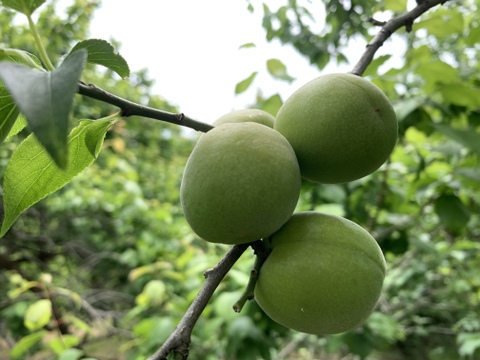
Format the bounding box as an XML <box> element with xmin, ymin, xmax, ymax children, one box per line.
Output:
<box><xmin>254</xmin><ymin>212</ymin><xmax>386</xmax><ymax>335</ymax></box>
<box><xmin>213</xmin><ymin>109</ymin><xmax>275</xmax><ymax>128</ymax></box>
<box><xmin>274</xmin><ymin>73</ymin><xmax>398</xmax><ymax>184</ymax></box>
<box><xmin>180</xmin><ymin>122</ymin><xmax>301</xmax><ymax>245</ymax></box>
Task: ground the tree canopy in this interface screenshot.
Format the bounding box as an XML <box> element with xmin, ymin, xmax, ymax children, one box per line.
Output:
<box><xmin>0</xmin><ymin>0</ymin><xmax>479</xmax><ymax>359</ymax></box>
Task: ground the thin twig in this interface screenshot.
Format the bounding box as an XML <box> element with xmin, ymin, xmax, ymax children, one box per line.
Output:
<box><xmin>233</xmin><ymin>240</ymin><xmax>270</xmax><ymax>313</ymax></box>
<box><xmin>351</xmin><ymin>0</ymin><xmax>448</xmax><ymax>76</ymax></box>
<box><xmin>147</xmin><ymin>243</ymin><xmax>251</xmax><ymax>360</ymax></box>
<box><xmin>77</xmin><ymin>82</ymin><xmax>214</xmax><ymax>133</ymax></box>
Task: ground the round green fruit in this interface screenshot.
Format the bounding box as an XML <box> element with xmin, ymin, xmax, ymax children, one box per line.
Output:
<box><xmin>213</xmin><ymin>109</ymin><xmax>275</xmax><ymax>128</ymax></box>
<box><xmin>274</xmin><ymin>73</ymin><xmax>398</xmax><ymax>184</ymax></box>
<box><xmin>254</xmin><ymin>212</ymin><xmax>386</xmax><ymax>335</ymax></box>
<box><xmin>180</xmin><ymin>122</ymin><xmax>301</xmax><ymax>245</ymax></box>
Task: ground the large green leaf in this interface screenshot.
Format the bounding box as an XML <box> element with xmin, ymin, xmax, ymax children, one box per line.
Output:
<box><xmin>1</xmin><ymin>0</ymin><xmax>45</xmax><ymax>15</ymax></box>
<box><xmin>0</xmin><ymin>118</ymin><xmax>115</xmax><ymax>237</ymax></box>
<box><xmin>0</xmin><ymin>50</ymin><xmax>87</xmax><ymax>168</ymax></box>
<box><xmin>433</xmin><ymin>123</ymin><xmax>480</xmax><ymax>154</ymax></box>
<box><xmin>70</xmin><ymin>39</ymin><xmax>130</xmax><ymax>79</ymax></box>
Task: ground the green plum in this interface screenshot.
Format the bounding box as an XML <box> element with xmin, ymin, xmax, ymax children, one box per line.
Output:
<box><xmin>180</xmin><ymin>122</ymin><xmax>301</xmax><ymax>245</ymax></box>
<box><xmin>274</xmin><ymin>73</ymin><xmax>398</xmax><ymax>184</ymax></box>
<box><xmin>213</xmin><ymin>109</ymin><xmax>275</xmax><ymax>128</ymax></box>
<box><xmin>255</xmin><ymin>211</ymin><xmax>386</xmax><ymax>334</ymax></box>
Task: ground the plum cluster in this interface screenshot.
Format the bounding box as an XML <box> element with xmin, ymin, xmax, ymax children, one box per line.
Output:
<box><xmin>180</xmin><ymin>73</ymin><xmax>397</xmax><ymax>335</ymax></box>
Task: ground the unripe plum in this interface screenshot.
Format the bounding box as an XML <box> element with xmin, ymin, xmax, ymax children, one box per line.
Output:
<box><xmin>213</xmin><ymin>109</ymin><xmax>275</xmax><ymax>128</ymax></box>
<box><xmin>254</xmin><ymin>212</ymin><xmax>386</xmax><ymax>334</ymax></box>
<box><xmin>180</xmin><ymin>122</ymin><xmax>301</xmax><ymax>245</ymax></box>
<box><xmin>274</xmin><ymin>73</ymin><xmax>398</xmax><ymax>184</ymax></box>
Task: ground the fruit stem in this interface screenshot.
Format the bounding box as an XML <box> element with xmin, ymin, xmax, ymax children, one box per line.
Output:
<box><xmin>233</xmin><ymin>240</ymin><xmax>271</xmax><ymax>313</ymax></box>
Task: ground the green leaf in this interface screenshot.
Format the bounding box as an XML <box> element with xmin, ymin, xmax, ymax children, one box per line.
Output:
<box><xmin>0</xmin><ymin>118</ymin><xmax>115</xmax><ymax>237</ymax></box>
<box><xmin>433</xmin><ymin>123</ymin><xmax>480</xmax><ymax>154</ymax></box>
<box><xmin>5</xmin><ymin>114</ymin><xmax>27</xmax><ymax>140</ymax></box>
<box><xmin>384</xmin><ymin>0</ymin><xmax>407</xmax><ymax>12</ymax></box>
<box><xmin>1</xmin><ymin>0</ymin><xmax>45</xmax><ymax>15</ymax></box>
<box><xmin>239</xmin><ymin>42</ymin><xmax>256</xmax><ymax>49</ymax></box>
<box><xmin>0</xmin><ymin>50</ymin><xmax>87</xmax><ymax>168</ymax></box>
<box><xmin>393</xmin><ymin>97</ymin><xmax>424</xmax><ymax>122</ymax></box>
<box><xmin>24</xmin><ymin>299</ymin><xmax>52</xmax><ymax>331</ymax></box>
<box><xmin>416</xmin><ymin>7</ymin><xmax>464</xmax><ymax>37</ymax></box>
<box><xmin>363</xmin><ymin>55</ymin><xmax>391</xmax><ymax>77</ymax></box>
<box><xmin>135</xmin><ymin>280</ymin><xmax>166</xmax><ymax>306</ymax></box>
<box><xmin>0</xmin><ymin>48</ymin><xmax>42</xmax><ymax>69</ymax></box>
<box><xmin>7</xmin><ymin>280</ymin><xmax>41</xmax><ymax>299</ymax></box>
<box><xmin>458</xmin><ymin>332</ymin><xmax>480</xmax><ymax>357</ymax></box>
<box><xmin>367</xmin><ymin>312</ymin><xmax>405</xmax><ymax>343</ymax></box>
<box><xmin>0</xmin><ymin>83</ymin><xmax>20</xmax><ymax>144</ymax></box>
<box><xmin>266</xmin><ymin>58</ymin><xmax>295</xmax><ymax>82</ymax></box>
<box><xmin>439</xmin><ymin>83</ymin><xmax>480</xmax><ymax>108</ymax></box>
<box><xmin>235</xmin><ymin>71</ymin><xmax>257</xmax><ymax>94</ymax></box>
<box><xmin>58</xmin><ymin>348</ymin><xmax>84</xmax><ymax>360</ymax></box>
<box><xmin>47</xmin><ymin>334</ymin><xmax>80</xmax><ymax>354</ymax></box>
<box><xmin>259</xmin><ymin>93</ymin><xmax>283</xmax><ymax>116</ymax></box>
<box><xmin>70</xmin><ymin>39</ymin><xmax>130</xmax><ymax>79</ymax></box>
<box><xmin>434</xmin><ymin>194</ymin><xmax>470</xmax><ymax>232</ymax></box>
<box><xmin>10</xmin><ymin>330</ymin><xmax>46</xmax><ymax>359</ymax></box>
<box><xmin>0</xmin><ymin>48</ymin><xmax>42</xmax><ymax>144</ymax></box>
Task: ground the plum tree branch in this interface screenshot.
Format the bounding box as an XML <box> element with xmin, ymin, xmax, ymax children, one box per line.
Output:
<box><xmin>77</xmin><ymin>82</ymin><xmax>214</xmax><ymax>133</ymax></box>
<box><xmin>351</xmin><ymin>0</ymin><xmax>449</xmax><ymax>76</ymax></box>
<box><xmin>147</xmin><ymin>243</ymin><xmax>251</xmax><ymax>360</ymax></box>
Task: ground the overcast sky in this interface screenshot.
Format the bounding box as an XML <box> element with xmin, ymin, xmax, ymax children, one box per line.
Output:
<box><xmin>46</xmin><ymin>0</ymin><xmax>408</xmax><ymax>125</ymax></box>
<box><xmin>86</xmin><ymin>0</ymin><xmax>350</xmax><ymax>124</ymax></box>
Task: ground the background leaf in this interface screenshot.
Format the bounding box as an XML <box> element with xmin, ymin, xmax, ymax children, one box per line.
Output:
<box><xmin>266</xmin><ymin>58</ymin><xmax>295</xmax><ymax>82</ymax></box>
<box><xmin>1</xmin><ymin>0</ymin><xmax>46</xmax><ymax>15</ymax></box>
<box><xmin>24</xmin><ymin>299</ymin><xmax>52</xmax><ymax>331</ymax></box>
<box><xmin>433</xmin><ymin>123</ymin><xmax>480</xmax><ymax>154</ymax></box>
<box><xmin>9</xmin><ymin>331</ymin><xmax>47</xmax><ymax>359</ymax></box>
<box><xmin>0</xmin><ymin>118</ymin><xmax>115</xmax><ymax>237</ymax></box>
<box><xmin>235</xmin><ymin>71</ymin><xmax>257</xmax><ymax>94</ymax></box>
<box><xmin>0</xmin><ymin>50</ymin><xmax>87</xmax><ymax>168</ymax></box>
<box><xmin>239</xmin><ymin>42</ymin><xmax>256</xmax><ymax>49</ymax></box>
<box><xmin>434</xmin><ymin>194</ymin><xmax>470</xmax><ymax>233</ymax></box>
<box><xmin>70</xmin><ymin>39</ymin><xmax>130</xmax><ymax>78</ymax></box>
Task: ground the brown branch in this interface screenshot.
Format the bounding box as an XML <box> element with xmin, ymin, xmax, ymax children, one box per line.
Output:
<box><xmin>77</xmin><ymin>82</ymin><xmax>214</xmax><ymax>133</ymax></box>
<box><xmin>147</xmin><ymin>243</ymin><xmax>251</xmax><ymax>360</ymax></box>
<box><xmin>351</xmin><ymin>0</ymin><xmax>449</xmax><ymax>76</ymax></box>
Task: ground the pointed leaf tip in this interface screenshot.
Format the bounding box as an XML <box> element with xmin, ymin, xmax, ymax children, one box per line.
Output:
<box><xmin>0</xmin><ymin>49</ymin><xmax>87</xmax><ymax>168</ymax></box>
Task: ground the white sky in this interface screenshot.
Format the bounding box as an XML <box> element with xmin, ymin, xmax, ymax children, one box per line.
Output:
<box><xmin>86</xmin><ymin>0</ymin><xmax>354</xmax><ymax>124</ymax></box>
<box><xmin>46</xmin><ymin>0</ymin><xmax>408</xmax><ymax>125</ymax></box>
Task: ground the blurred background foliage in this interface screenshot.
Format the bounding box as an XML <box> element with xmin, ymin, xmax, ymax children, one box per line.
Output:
<box><xmin>1</xmin><ymin>0</ymin><xmax>480</xmax><ymax>359</ymax></box>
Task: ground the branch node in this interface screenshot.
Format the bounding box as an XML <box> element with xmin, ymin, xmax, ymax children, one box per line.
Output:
<box><xmin>367</xmin><ymin>17</ymin><xmax>387</xmax><ymax>26</ymax></box>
